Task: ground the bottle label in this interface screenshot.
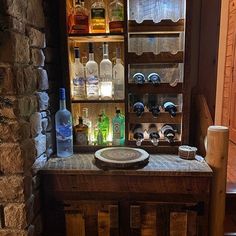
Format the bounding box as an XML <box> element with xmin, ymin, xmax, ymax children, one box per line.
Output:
<box><xmin>111</xmin><ymin>9</ymin><xmax>123</xmax><ymax>20</ymax></box>
<box><xmin>56</xmin><ymin>124</ymin><xmax>72</xmax><ymax>140</ymax></box>
<box><xmin>113</xmin><ymin>122</ymin><xmax>121</xmax><ymax>145</ymax></box>
<box><xmin>91</xmin><ymin>8</ymin><xmax>105</xmax><ymax>19</ymax></box>
<box><xmin>73</xmin><ymin>76</ymin><xmax>85</xmax><ymax>97</ymax></box>
<box><xmin>76</xmin><ymin>132</ymin><xmax>88</xmax><ymax>145</ymax></box>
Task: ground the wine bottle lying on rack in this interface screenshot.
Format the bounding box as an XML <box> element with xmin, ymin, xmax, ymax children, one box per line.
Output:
<box><xmin>130</xmin><ymin>94</ymin><xmax>145</xmax><ymax>117</ymax></box>
<box><xmin>133</xmin><ymin>124</ymin><xmax>144</xmax><ymax>146</ymax></box>
<box><xmin>161</xmin><ymin>124</ymin><xmax>176</xmax><ymax>143</ymax></box>
<box><xmin>163</xmin><ymin>101</ymin><xmax>177</xmax><ymax>117</ymax></box>
<box><xmin>148</xmin><ymin>124</ymin><xmax>160</xmax><ymax>146</ymax></box>
<box><xmin>133</xmin><ymin>72</ymin><xmax>145</xmax><ymax>84</ymax></box>
<box><xmin>148</xmin><ymin>73</ymin><xmax>161</xmax><ymax>85</ymax></box>
<box><xmin>148</xmin><ymin>94</ymin><xmax>160</xmax><ymax>118</ymax></box>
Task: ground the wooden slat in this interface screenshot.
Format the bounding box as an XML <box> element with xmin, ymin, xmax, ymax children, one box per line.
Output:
<box><xmin>65</xmin><ymin>212</ymin><xmax>85</xmax><ymax>236</ymax></box>
<box><xmin>98</xmin><ymin>210</ymin><xmax>110</xmax><ymax>236</ymax></box>
<box><xmin>127</xmin><ymin>52</ymin><xmax>184</xmax><ymax>64</ymax></box>
<box><xmin>127</xmin><ymin>83</ymin><xmax>183</xmax><ymax>94</ymax></box>
<box><xmin>130</xmin><ymin>205</ymin><xmax>141</xmax><ymax>229</ymax></box>
<box><xmin>128</xmin><ymin>19</ymin><xmax>185</xmax><ymax>33</ymax></box>
<box><xmin>141</xmin><ymin>205</ymin><xmax>157</xmax><ymax>236</ymax></box>
<box><xmin>170</xmin><ymin>212</ymin><xmax>188</xmax><ymax>236</ymax></box>
<box><xmin>128</xmin><ymin>112</ymin><xmax>182</xmax><ymax>124</ymax></box>
<box><xmin>187</xmin><ymin>211</ymin><xmax>197</xmax><ymax>236</ymax></box>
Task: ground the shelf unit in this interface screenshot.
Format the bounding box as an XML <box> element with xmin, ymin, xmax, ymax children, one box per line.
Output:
<box><xmin>60</xmin><ymin>0</ymin><xmax>192</xmax><ymax>153</ymax></box>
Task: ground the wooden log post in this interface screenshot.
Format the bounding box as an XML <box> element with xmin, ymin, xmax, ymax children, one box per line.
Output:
<box><xmin>205</xmin><ymin>125</ymin><xmax>229</xmax><ymax>236</ymax></box>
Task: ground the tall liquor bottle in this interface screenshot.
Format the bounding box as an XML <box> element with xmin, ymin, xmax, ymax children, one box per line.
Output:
<box><xmin>90</xmin><ymin>0</ymin><xmax>106</xmax><ymax>33</ymax></box>
<box><xmin>133</xmin><ymin>124</ymin><xmax>144</xmax><ymax>146</ymax></box>
<box><xmin>72</xmin><ymin>47</ymin><xmax>86</xmax><ymax>99</ymax></box>
<box><xmin>74</xmin><ymin>116</ymin><xmax>88</xmax><ymax>145</ymax></box>
<box><xmin>108</xmin><ymin>0</ymin><xmax>124</xmax><ymax>33</ymax></box>
<box><xmin>112</xmin><ymin>109</ymin><xmax>125</xmax><ymax>145</ymax></box>
<box><xmin>82</xmin><ymin>107</ymin><xmax>92</xmax><ymax>143</ymax></box>
<box><xmin>113</xmin><ymin>48</ymin><xmax>124</xmax><ymax>100</ymax></box>
<box><xmin>100</xmin><ymin>43</ymin><xmax>113</xmax><ymax>99</ymax></box>
<box><xmin>55</xmin><ymin>88</ymin><xmax>73</xmax><ymax>157</ymax></box>
<box><xmin>85</xmin><ymin>43</ymin><xmax>99</xmax><ymax>99</ymax></box>
<box><xmin>71</xmin><ymin>0</ymin><xmax>89</xmax><ymax>34</ymax></box>
<box><xmin>148</xmin><ymin>124</ymin><xmax>160</xmax><ymax>146</ymax></box>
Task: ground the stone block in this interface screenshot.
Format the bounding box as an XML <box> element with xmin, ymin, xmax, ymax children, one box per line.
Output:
<box><xmin>34</xmin><ymin>134</ymin><xmax>46</xmax><ymax>158</ymax></box>
<box><xmin>0</xmin><ymin>175</ymin><xmax>31</xmax><ymax>202</ymax></box>
<box><xmin>0</xmin><ymin>66</ymin><xmax>15</xmax><ymax>95</ymax></box>
<box><xmin>1</xmin><ymin>0</ymin><xmax>27</xmax><ymax>21</ymax></box>
<box><xmin>46</xmin><ymin>132</ymin><xmax>55</xmax><ymax>157</ymax></box>
<box><xmin>0</xmin><ymin>96</ymin><xmax>17</xmax><ymax>120</ymax></box>
<box><xmin>4</xmin><ymin>203</ymin><xmax>27</xmax><ymax>229</ymax></box>
<box><xmin>36</xmin><ymin>68</ymin><xmax>48</xmax><ymax>91</ymax></box>
<box><xmin>35</xmin><ymin>92</ymin><xmax>49</xmax><ymax>111</ymax></box>
<box><xmin>26</xmin><ymin>0</ymin><xmax>45</xmax><ymax>28</ymax></box>
<box><xmin>31</xmin><ymin>49</ymin><xmax>45</xmax><ymax>67</ymax></box>
<box><xmin>32</xmin><ymin>154</ymin><xmax>47</xmax><ymax>174</ymax></box>
<box><xmin>27</xmin><ymin>27</ymin><xmax>45</xmax><ymax>48</ymax></box>
<box><xmin>0</xmin><ymin>229</ymin><xmax>34</xmax><ymax>236</ymax></box>
<box><xmin>16</xmin><ymin>96</ymin><xmax>38</xmax><ymax>118</ymax></box>
<box><xmin>0</xmin><ymin>121</ymin><xmax>30</xmax><ymax>142</ymax></box>
<box><xmin>30</xmin><ymin>112</ymin><xmax>42</xmax><ymax>137</ymax></box>
<box><xmin>0</xmin><ymin>15</ymin><xmax>25</xmax><ymax>34</ymax></box>
<box><xmin>0</xmin><ymin>31</ymin><xmax>30</xmax><ymax>64</ymax></box>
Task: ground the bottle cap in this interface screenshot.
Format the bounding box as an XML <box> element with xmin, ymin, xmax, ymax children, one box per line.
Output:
<box><xmin>74</xmin><ymin>47</ymin><xmax>80</xmax><ymax>58</ymax></box>
<box><xmin>59</xmin><ymin>88</ymin><xmax>66</xmax><ymax>100</ymax></box>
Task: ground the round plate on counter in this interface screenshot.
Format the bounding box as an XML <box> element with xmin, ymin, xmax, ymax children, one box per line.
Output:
<box><xmin>94</xmin><ymin>147</ymin><xmax>149</xmax><ymax>169</ymax></box>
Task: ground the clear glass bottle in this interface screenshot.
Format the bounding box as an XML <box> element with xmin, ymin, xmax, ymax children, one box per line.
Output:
<box><xmin>100</xmin><ymin>42</ymin><xmax>113</xmax><ymax>100</ymax></box>
<box><xmin>148</xmin><ymin>124</ymin><xmax>160</xmax><ymax>146</ymax></box>
<box><xmin>90</xmin><ymin>0</ymin><xmax>106</xmax><ymax>33</ymax></box>
<box><xmin>85</xmin><ymin>43</ymin><xmax>99</xmax><ymax>99</ymax></box>
<box><xmin>113</xmin><ymin>48</ymin><xmax>124</xmax><ymax>100</ymax></box>
<box><xmin>71</xmin><ymin>0</ymin><xmax>89</xmax><ymax>34</ymax></box>
<box><xmin>74</xmin><ymin>116</ymin><xmax>88</xmax><ymax>145</ymax></box>
<box><xmin>82</xmin><ymin>107</ymin><xmax>92</xmax><ymax>143</ymax></box>
<box><xmin>112</xmin><ymin>109</ymin><xmax>125</xmax><ymax>145</ymax></box>
<box><xmin>55</xmin><ymin>88</ymin><xmax>73</xmax><ymax>158</ymax></box>
<box><xmin>161</xmin><ymin>124</ymin><xmax>176</xmax><ymax>143</ymax></box>
<box><xmin>73</xmin><ymin>47</ymin><xmax>86</xmax><ymax>99</ymax></box>
<box><xmin>163</xmin><ymin>101</ymin><xmax>177</xmax><ymax>117</ymax></box>
<box><xmin>109</xmin><ymin>0</ymin><xmax>124</xmax><ymax>33</ymax></box>
<box><xmin>133</xmin><ymin>124</ymin><xmax>144</xmax><ymax>146</ymax></box>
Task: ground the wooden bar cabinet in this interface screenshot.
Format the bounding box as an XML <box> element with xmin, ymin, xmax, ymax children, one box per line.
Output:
<box><xmin>40</xmin><ymin>154</ymin><xmax>212</xmax><ymax>236</ymax></box>
<box><xmin>59</xmin><ymin>0</ymin><xmax>193</xmax><ymax>153</ymax></box>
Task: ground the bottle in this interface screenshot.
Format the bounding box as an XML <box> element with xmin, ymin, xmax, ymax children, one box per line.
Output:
<box><xmin>108</xmin><ymin>0</ymin><xmax>124</xmax><ymax>33</ymax></box>
<box><xmin>148</xmin><ymin>94</ymin><xmax>160</xmax><ymax>118</ymax></box>
<box><xmin>74</xmin><ymin>116</ymin><xmax>88</xmax><ymax>145</ymax></box>
<box><xmin>55</xmin><ymin>88</ymin><xmax>73</xmax><ymax>158</ymax></box>
<box><xmin>90</xmin><ymin>0</ymin><xmax>106</xmax><ymax>33</ymax></box>
<box><xmin>113</xmin><ymin>48</ymin><xmax>124</xmax><ymax>100</ymax></box>
<box><xmin>71</xmin><ymin>0</ymin><xmax>89</xmax><ymax>34</ymax></box>
<box><xmin>163</xmin><ymin>101</ymin><xmax>177</xmax><ymax>117</ymax></box>
<box><xmin>133</xmin><ymin>72</ymin><xmax>145</xmax><ymax>84</ymax></box>
<box><xmin>100</xmin><ymin>111</ymin><xmax>110</xmax><ymax>143</ymax></box>
<box><xmin>100</xmin><ymin>43</ymin><xmax>113</xmax><ymax>100</ymax></box>
<box><xmin>161</xmin><ymin>124</ymin><xmax>176</xmax><ymax>143</ymax></box>
<box><xmin>82</xmin><ymin>108</ymin><xmax>92</xmax><ymax>143</ymax></box>
<box><xmin>148</xmin><ymin>73</ymin><xmax>161</xmax><ymax>85</ymax></box>
<box><xmin>72</xmin><ymin>47</ymin><xmax>86</xmax><ymax>99</ymax></box>
<box><xmin>148</xmin><ymin>124</ymin><xmax>160</xmax><ymax>146</ymax></box>
<box><xmin>85</xmin><ymin>43</ymin><xmax>99</xmax><ymax>99</ymax></box>
<box><xmin>112</xmin><ymin>109</ymin><xmax>125</xmax><ymax>145</ymax></box>
<box><xmin>133</xmin><ymin>124</ymin><xmax>144</xmax><ymax>146</ymax></box>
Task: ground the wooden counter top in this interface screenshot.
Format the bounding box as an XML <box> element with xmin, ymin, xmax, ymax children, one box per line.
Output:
<box><xmin>40</xmin><ymin>154</ymin><xmax>212</xmax><ymax>177</ymax></box>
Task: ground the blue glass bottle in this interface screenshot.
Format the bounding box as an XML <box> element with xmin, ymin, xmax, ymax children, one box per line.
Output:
<box><xmin>55</xmin><ymin>88</ymin><xmax>73</xmax><ymax>157</ymax></box>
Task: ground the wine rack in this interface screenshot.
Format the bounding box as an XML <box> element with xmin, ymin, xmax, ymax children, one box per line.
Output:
<box><xmin>61</xmin><ymin>0</ymin><xmax>191</xmax><ymax>153</ymax></box>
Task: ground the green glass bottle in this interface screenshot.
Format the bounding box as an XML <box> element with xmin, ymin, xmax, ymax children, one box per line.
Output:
<box><xmin>112</xmin><ymin>109</ymin><xmax>125</xmax><ymax>145</ymax></box>
<box><xmin>99</xmin><ymin>111</ymin><xmax>109</xmax><ymax>143</ymax></box>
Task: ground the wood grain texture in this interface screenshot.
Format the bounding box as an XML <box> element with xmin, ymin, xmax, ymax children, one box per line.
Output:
<box><xmin>65</xmin><ymin>213</ymin><xmax>85</xmax><ymax>236</ymax></box>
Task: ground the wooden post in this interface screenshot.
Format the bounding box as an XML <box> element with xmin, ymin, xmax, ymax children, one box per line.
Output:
<box><xmin>205</xmin><ymin>125</ymin><xmax>229</xmax><ymax>236</ymax></box>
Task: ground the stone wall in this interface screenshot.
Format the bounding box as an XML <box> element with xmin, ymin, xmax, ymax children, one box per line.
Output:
<box><xmin>0</xmin><ymin>0</ymin><xmax>62</xmax><ymax>235</ymax></box>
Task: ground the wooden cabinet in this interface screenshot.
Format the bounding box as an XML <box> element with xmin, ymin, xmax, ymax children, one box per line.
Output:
<box><xmin>59</xmin><ymin>0</ymin><xmax>193</xmax><ymax>153</ymax></box>
<box><xmin>40</xmin><ymin>154</ymin><xmax>212</xmax><ymax>235</ymax></box>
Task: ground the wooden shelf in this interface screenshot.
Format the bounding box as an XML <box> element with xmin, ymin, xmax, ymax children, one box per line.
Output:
<box><xmin>127</xmin><ymin>51</ymin><xmax>184</xmax><ymax>64</ymax></box>
<box><xmin>127</xmin><ymin>83</ymin><xmax>183</xmax><ymax>94</ymax></box>
<box><xmin>68</xmin><ymin>33</ymin><xmax>124</xmax><ymax>42</ymax></box>
<box><xmin>71</xmin><ymin>99</ymin><xmax>125</xmax><ymax>103</ymax></box>
<box><xmin>128</xmin><ymin>19</ymin><xmax>185</xmax><ymax>33</ymax></box>
<box><xmin>128</xmin><ymin>112</ymin><xmax>182</xmax><ymax>124</ymax></box>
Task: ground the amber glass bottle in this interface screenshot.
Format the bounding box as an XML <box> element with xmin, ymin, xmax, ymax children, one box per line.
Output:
<box><xmin>74</xmin><ymin>116</ymin><xmax>88</xmax><ymax>145</ymax></box>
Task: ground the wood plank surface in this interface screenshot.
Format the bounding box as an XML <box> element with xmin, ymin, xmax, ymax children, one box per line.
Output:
<box><xmin>65</xmin><ymin>213</ymin><xmax>85</xmax><ymax>236</ymax></box>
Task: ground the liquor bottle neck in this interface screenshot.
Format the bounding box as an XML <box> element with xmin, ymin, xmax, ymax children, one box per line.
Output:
<box><xmin>89</xmin><ymin>53</ymin><xmax>94</xmax><ymax>61</ymax></box>
<box><xmin>60</xmin><ymin>100</ymin><xmax>66</xmax><ymax>110</ymax></box>
<box><xmin>75</xmin><ymin>58</ymin><xmax>81</xmax><ymax>63</ymax></box>
<box><xmin>116</xmin><ymin>58</ymin><xmax>121</xmax><ymax>64</ymax></box>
